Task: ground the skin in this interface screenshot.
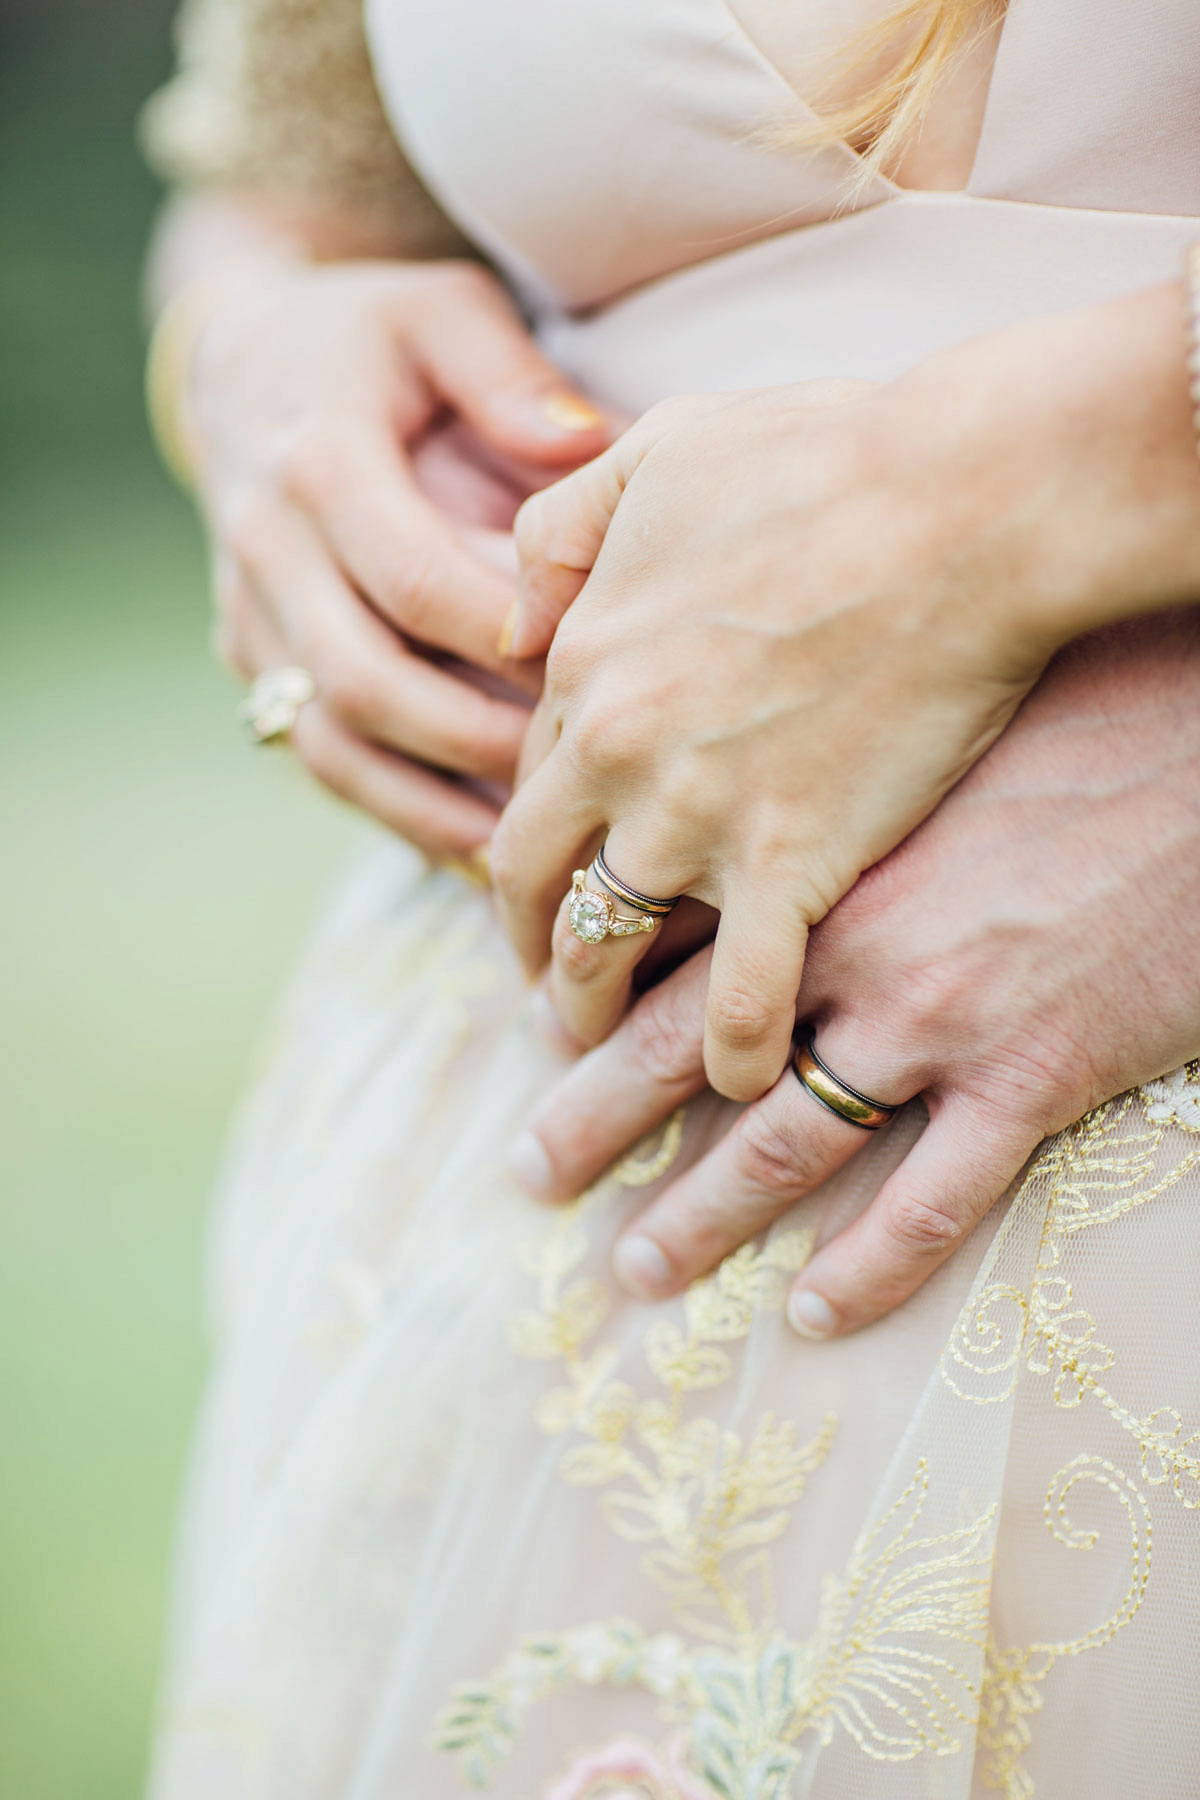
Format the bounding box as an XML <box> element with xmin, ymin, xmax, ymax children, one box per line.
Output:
<box><xmin>507</xmin><ymin>613</ymin><xmax>1200</xmax><ymax>1336</ymax></box>
<box><xmin>149</xmin><ymin>192</ymin><xmax>611</xmax><ymax>858</ymax></box>
<box><xmin>491</xmin><ymin>283</ymin><xmax>1200</xmax><ymax>1102</ymax></box>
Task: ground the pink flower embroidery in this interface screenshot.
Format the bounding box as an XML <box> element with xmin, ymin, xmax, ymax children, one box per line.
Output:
<box><xmin>544</xmin><ymin>1737</ymin><xmax>710</xmax><ymax>1800</ymax></box>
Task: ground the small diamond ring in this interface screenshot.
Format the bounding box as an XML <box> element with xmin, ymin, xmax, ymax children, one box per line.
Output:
<box><xmin>567</xmin><ymin>870</ymin><xmax>658</xmax><ymax>944</ymax></box>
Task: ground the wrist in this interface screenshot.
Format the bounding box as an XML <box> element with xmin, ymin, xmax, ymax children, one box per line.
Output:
<box><xmin>145</xmin><ymin>246</ymin><xmax>309</xmax><ymax>489</ymax></box>
<box><xmin>894</xmin><ymin>285</ymin><xmax>1200</xmax><ymax>664</ymax></box>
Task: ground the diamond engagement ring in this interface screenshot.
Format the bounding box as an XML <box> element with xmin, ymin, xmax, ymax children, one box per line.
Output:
<box><xmin>567</xmin><ymin>870</ymin><xmax>658</xmax><ymax>943</ymax></box>
<box><xmin>239</xmin><ymin>666</ymin><xmax>317</xmax><ymax>744</ymax></box>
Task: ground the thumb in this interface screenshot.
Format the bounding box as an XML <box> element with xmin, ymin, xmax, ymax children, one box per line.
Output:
<box><xmin>404</xmin><ymin>264</ymin><xmax>613</xmax><ymax>466</ymax></box>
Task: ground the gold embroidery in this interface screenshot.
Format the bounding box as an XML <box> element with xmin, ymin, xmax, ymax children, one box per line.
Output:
<box><xmin>613</xmin><ymin>1107</ymin><xmax>688</xmax><ymax>1188</ymax></box>
<box><xmin>436</xmin><ymin>1214</ymin><xmax>995</xmax><ymax>1791</ymax></box>
<box><xmin>947</xmin><ymin>1076</ymin><xmax>1198</xmax><ymax>1795</ymax></box>
<box><xmin>944</xmin><ymin>1082</ymin><xmax>1200</xmax><ymax>1491</ymax></box>
<box><xmin>979</xmin><ymin>1456</ymin><xmax>1152</xmax><ymax>1799</ymax></box>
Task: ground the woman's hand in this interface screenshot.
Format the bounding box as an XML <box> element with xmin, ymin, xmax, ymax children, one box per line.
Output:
<box><xmin>189</xmin><ymin>256</ymin><xmax>610</xmax><ymax>856</ymax></box>
<box><xmin>507</xmin><ymin>613</ymin><xmax>1200</xmax><ymax>1335</ymax></box>
<box><xmin>492</xmin><ymin>287</ymin><xmax>1200</xmax><ymax>1097</ymax></box>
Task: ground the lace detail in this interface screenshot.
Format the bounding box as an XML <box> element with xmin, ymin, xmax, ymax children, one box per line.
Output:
<box><xmin>435</xmin><ymin>1213</ymin><xmax>996</xmax><ymax>1792</ymax></box>
<box><xmin>141</xmin><ymin>0</ymin><xmax>468</xmax><ymax>250</ymax></box>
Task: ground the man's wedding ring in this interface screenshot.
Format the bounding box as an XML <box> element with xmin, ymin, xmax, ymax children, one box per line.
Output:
<box><xmin>792</xmin><ymin>1029</ymin><xmax>899</xmax><ymax>1131</ymax></box>
<box><xmin>238</xmin><ymin>666</ymin><xmax>316</xmax><ymax>744</ymax></box>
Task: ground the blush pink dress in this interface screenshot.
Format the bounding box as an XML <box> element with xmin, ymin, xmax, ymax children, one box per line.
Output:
<box><xmin>149</xmin><ymin>5</ymin><xmax>1200</xmax><ymax>1798</ymax></box>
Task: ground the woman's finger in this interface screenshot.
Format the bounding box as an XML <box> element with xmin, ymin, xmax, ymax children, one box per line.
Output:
<box><xmin>395</xmin><ymin>262</ymin><xmax>613</xmax><ymax>465</ymax></box>
<box><xmin>611</xmin><ymin>1056</ymin><xmax>885</xmax><ymax>1300</ymax></box>
<box><xmin>280</xmin><ymin>418</ymin><xmax>521</xmax><ymax>669</ymax></box>
<box><xmin>545</xmin><ymin>830</ymin><xmax>694</xmax><ymax>1048</ymax></box>
<box><xmin>237</xmin><ymin>507</ymin><xmax>529</xmax><ymax>781</ymax></box>
<box><xmin>489</xmin><ymin>756</ymin><xmax>606</xmax><ymax>973</ymax></box>
<box><xmin>290</xmin><ymin>704</ymin><xmax>501</xmax><ymax>858</ymax></box>
<box><xmin>704</xmin><ymin>888</ymin><xmax>811</xmax><ymax>1102</ymax></box>
<box><xmin>508</xmin><ymin>948</ymin><xmax>714</xmax><ymax>1202</ymax></box>
<box><xmin>785</xmin><ymin>1096</ymin><xmax>1038</xmax><ymax>1339</ymax></box>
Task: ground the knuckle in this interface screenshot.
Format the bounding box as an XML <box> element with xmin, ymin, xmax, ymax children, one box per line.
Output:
<box><xmin>627</xmin><ymin>994</ymin><xmax>703</xmax><ymax>1087</ymax></box>
<box><xmin>883</xmin><ymin>1191</ymin><xmax>968</xmax><ymax>1260</ymax></box>
<box><xmin>895</xmin><ymin>957</ymin><xmax>971</xmax><ymax>1038</ymax></box>
<box><xmin>567</xmin><ymin>691</ymin><xmax>646</xmax><ymax>779</ymax></box>
<box><xmin>641</xmin><ymin>393</ymin><xmax>704</xmax><ymax>440</ymax></box>
<box><xmin>707</xmin><ymin>983</ymin><xmax>776</xmax><ymax>1051</ymax></box>
<box><xmin>321</xmin><ymin>652</ymin><xmax>383</xmax><ymax>730</ymax></box>
<box><xmin>553</xmin><ymin>927</ymin><xmax>608</xmax><ymax>987</ymax></box>
<box><xmin>736</xmin><ymin>1109</ymin><xmax>805</xmax><ymax>1199</ymax></box>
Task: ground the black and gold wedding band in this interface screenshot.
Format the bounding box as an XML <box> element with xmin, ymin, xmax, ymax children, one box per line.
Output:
<box><xmin>593</xmin><ymin>844</ymin><xmax>681</xmax><ymax>918</ymax></box>
<box><xmin>792</xmin><ymin>1029</ymin><xmax>899</xmax><ymax>1131</ymax></box>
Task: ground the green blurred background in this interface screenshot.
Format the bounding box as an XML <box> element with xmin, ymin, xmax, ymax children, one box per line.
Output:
<box><xmin>0</xmin><ymin>5</ymin><xmax>361</xmax><ymax>1793</ymax></box>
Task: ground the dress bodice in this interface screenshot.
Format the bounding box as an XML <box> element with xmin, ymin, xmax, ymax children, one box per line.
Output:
<box><xmin>366</xmin><ymin>0</ymin><xmax>1200</xmax><ymax>316</ymax></box>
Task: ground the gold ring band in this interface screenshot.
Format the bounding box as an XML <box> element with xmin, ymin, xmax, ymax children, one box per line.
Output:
<box><xmin>792</xmin><ymin>1031</ymin><xmax>899</xmax><ymax>1131</ymax></box>
<box><xmin>593</xmin><ymin>845</ymin><xmax>680</xmax><ymax>917</ymax></box>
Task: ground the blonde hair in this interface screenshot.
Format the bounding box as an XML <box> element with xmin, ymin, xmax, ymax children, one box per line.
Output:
<box><xmin>803</xmin><ymin>0</ymin><xmax>1005</xmax><ymax>182</ymax></box>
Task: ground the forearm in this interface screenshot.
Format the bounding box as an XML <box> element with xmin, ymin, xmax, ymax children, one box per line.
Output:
<box><xmin>144</xmin><ymin>186</ymin><xmax>460</xmax><ymax>317</ymax></box>
<box><xmin>890</xmin><ymin>280</ymin><xmax>1200</xmax><ymax>664</ymax></box>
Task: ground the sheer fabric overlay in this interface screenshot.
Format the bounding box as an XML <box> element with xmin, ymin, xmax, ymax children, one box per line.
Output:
<box><xmin>149</xmin><ymin>850</ymin><xmax>1200</xmax><ymax>1800</ymax></box>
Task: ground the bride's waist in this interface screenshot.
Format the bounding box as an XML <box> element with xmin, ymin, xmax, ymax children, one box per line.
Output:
<box><xmin>537</xmin><ymin>192</ymin><xmax>1198</xmax><ymax>412</ymax></box>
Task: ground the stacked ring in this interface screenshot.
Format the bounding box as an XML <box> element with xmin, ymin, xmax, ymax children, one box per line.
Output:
<box><xmin>593</xmin><ymin>845</ymin><xmax>681</xmax><ymax>918</ymax></box>
<box><xmin>792</xmin><ymin>1029</ymin><xmax>899</xmax><ymax>1131</ymax></box>
<box><xmin>567</xmin><ymin>870</ymin><xmax>657</xmax><ymax>942</ymax></box>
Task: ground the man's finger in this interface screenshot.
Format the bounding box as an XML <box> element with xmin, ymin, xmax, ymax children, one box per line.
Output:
<box><xmin>508</xmin><ymin>948</ymin><xmax>713</xmax><ymax>1202</ymax></box>
<box><xmin>610</xmin><ymin>1056</ymin><xmax>873</xmax><ymax>1300</ymax></box>
<box><xmin>786</xmin><ymin>1097</ymin><xmax>1038</xmax><ymax>1339</ymax></box>
<box><xmin>290</xmin><ymin>705</ymin><xmax>500</xmax><ymax>858</ymax></box>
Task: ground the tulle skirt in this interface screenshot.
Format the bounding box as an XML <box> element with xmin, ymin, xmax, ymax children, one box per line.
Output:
<box><xmin>149</xmin><ymin>841</ymin><xmax>1200</xmax><ymax>1800</ymax></box>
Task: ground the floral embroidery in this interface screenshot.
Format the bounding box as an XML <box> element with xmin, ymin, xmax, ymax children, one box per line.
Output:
<box><xmin>435</xmin><ymin>1215</ymin><xmax>994</xmax><ymax>1793</ymax></box>
<box><xmin>544</xmin><ymin>1737</ymin><xmax>711</xmax><ymax>1800</ymax></box>
<box><xmin>1142</xmin><ymin>1063</ymin><xmax>1200</xmax><ymax>1131</ymax></box>
<box><xmin>436</xmin><ymin>1070</ymin><xmax>1200</xmax><ymax>1797</ymax></box>
<box><xmin>947</xmin><ymin>1079</ymin><xmax>1199</xmax><ymax>1795</ymax></box>
<box><xmin>978</xmin><ymin>1456</ymin><xmax>1152</xmax><ymax>1799</ymax></box>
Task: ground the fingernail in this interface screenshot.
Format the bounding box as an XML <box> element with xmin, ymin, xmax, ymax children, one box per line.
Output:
<box><xmin>613</xmin><ymin>1234</ymin><xmax>675</xmax><ymax>1300</ymax></box>
<box><xmin>497</xmin><ymin>598</ymin><xmax>520</xmax><ymax>658</ymax></box>
<box><xmin>787</xmin><ymin>1289</ymin><xmax>839</xmax><ymax>1341</ymax></box>
<box><xmin>507</xmin><ymin>1130</ymin><xmax>555</xmax><ymax>1198</ymax></box>
<box><xmin>537</xmin><ymin>392</ymin><xmax>606</xmax><ymax>433</ymax></box>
